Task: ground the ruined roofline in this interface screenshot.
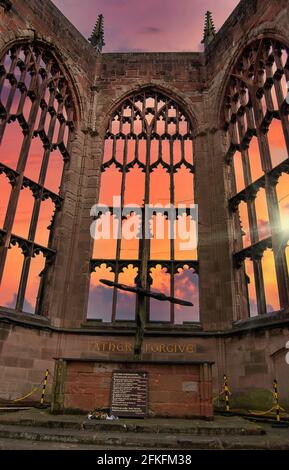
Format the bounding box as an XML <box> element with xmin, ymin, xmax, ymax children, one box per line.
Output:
<box><xmin>43</xmin><ymin>0</ymin><xmax>92</xmax><ymax>49</ymax></box>
<box><xmin>101</xmin><ymin>51</ymin><xmax>203</xmax><ymax>58</ymax></box>
<box><xmin>203</xmin><ymin>0</ymin><xmax>256</xmax><ymax>53</ymax></box>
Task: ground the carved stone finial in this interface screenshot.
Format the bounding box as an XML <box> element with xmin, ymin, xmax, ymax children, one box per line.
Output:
<box><xmin>0</xmin><ymin>0</ymin><xmax>12</xmax><ymax>11</ymax></box>
<box><xmin>88</xmin><ymin>14</ymin><xmax>105</xmax><ymax>53</ymax></box>
<box><xmin>201</xmin><ymin>11</ymin><xmax>216</xmax><ymax>48</ymax></box>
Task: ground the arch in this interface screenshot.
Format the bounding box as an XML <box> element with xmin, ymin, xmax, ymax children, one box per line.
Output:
<box><xmin>270</xmin><ymin>346</ymin><xmax>288</xmax><ymax>360</ymax></box>
<box><xmin>99</xmin><ymin>83</ymin><xmax>199</xmax><ymax>140</ymax></box>
<box><xmin>217</xmin><ymin>30</ymin><xmax>289</xmax><ymax>129</ymax></box>
<box><xmin>0</xmin><ymin>30</ymin><xmax>82</xmax><ymax>124</ymax></box>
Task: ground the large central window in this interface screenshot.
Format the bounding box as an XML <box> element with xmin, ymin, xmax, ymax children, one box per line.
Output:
<box><xmin>88</xmin><ymin>89</ymin><xmax>199</xmax><ymax>325</ymax></box>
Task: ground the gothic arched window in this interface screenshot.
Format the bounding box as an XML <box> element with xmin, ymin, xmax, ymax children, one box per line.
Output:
<box><xmin>88</xmin><ymin>89</ymin><xmax>199</xmax><ymax>325</ymax></box>
<box><xmin>224</xmin><ymin>38</ymin><xmax>289</xmax><ymax>318</ymax></box>
<box><xmin>0</xmin><ymin>43</ymin><xmax>75</xmax><ymax>314</ymax></box>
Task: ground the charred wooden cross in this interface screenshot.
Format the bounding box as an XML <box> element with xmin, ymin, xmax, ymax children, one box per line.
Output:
<box><xmin>100</xmin><ymin>279</ymin><xmax>193</xmax><ymax>359</ymax></box>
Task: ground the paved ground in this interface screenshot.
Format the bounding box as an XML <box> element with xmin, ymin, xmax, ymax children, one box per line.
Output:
<box><xmin>0</xmin><ymin>438</ymin><xmax>139</xmax><ymax>450</ymax></box>
<box><xmin>0</xmin><ymin>438</ymin><xmax>105</xmax><ymax>450</ymax></box>
<box><xmin>0</xmin><ymin>409</ymin><xmax>288</xmax><ymax>450</ymax></box>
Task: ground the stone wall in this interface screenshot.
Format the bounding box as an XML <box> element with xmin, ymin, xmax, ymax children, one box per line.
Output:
<box><xmin>1</xmin><ymin>318</ymin><xmax>288</xmax><ymax>411</ymax></box>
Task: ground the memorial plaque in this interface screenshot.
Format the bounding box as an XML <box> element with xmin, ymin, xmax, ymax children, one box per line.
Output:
<box><xmin>110</xmin><ymin>371</ymin><xmax>148</xmax><ymax>418</ymax></box>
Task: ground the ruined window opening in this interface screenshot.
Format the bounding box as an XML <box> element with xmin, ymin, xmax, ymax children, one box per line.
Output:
<box><xmin>0</xmin><ymin>44</ymin><xmax>75</xmax><ymax>315</ymax></box>
<box><xmin>226</xmin><ymin>39</ymin><xmax>289</xmax><ymax>317</ymax></box>
<box><xmin>88</xmin><ymin>90</ymin><xmax>199</xmax><ymax>325</ymax></box>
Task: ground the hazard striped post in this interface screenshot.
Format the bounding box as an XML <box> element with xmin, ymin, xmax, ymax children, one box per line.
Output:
<box><xmin>40</xmin><ymin>369</ymin><xmax>49</xmax><ymax>406</ymax></box>
<box><xmin>273</xmin><ymin>379</ymin><xmax>280</xmax><ymax>423</ymax></box>
<box><xmin>223</xmin><ymin>374</ymin><xmax>230</xmax><ymax>413</ymax></box>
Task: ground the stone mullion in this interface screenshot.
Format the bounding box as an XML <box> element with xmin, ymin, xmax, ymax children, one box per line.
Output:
<box><xmin>245</xmin><ymin>104</ymin><xmax>256</xmax><ymax>130</ymax></box>
<box><xmin>15</xmin><ymin>253</ymin><xmax>32</xmax><ymax>311</ymax></box>
<box><xmin>139</xmin><ymin>135</ymin><xmax>151</xmax><ymax>326</ymax></box>
<box><xmin>247</xmin><ymin>196</ymin><xmax>259</xmax><ymax>244</ymax></box>
<box><xmin>47</xmin><ymin>207</ymin><xmax>57</xmax><ymax>249</ymax></box>
<box><xmin>3</xmin><ymin>47</ymin><xmax>20</xmax><ymax>108</ymax></box>
<box><xmin>252</xmin><ymin>256</ymin><xmax>267</xmax><ymax>315</ymax></box>
<box><xmin>56</xmin><ymin>116</ymin><xmax>67</xmax><ymax>148</ymax></box>
<box><xmin>251</xmin><ymin>92</ymin><xmax>271</xmax><ymax>171</ymax></box>
<box><xmin>272</xmin><ymin>76</ymin><xmax>289</xmax><ymax>155</ymax></box>
<box><xmin>111</xmin><ymin>136</ymin><xmax>127</xmax><ymax>323</ymax></box>
<box><xmin>0</xmin><ymin>174</ymin><xmax>22</xmax><ymax>284</ymax></box>
<box><xmin>38</xmin><ymin>102</ymin><xmax>58</xmax><ymax>186</ymax></box>
<box><xmin>16</xmin><ymin>50</ymin><xmax>33</xmax><ymax>118</ymax></box>
<box><xmin>237</xmin><ymin>108</ymin><xmax>260</xmax><ymax>248</ymax></box>
<box><xmin>252</xmin><ymin>92</ymin><xmax>289</xmax><ymax>309</ymax></box>
<box><xmin>169</xmin><ymin>138</ymin><xmax>175</xmax><ymax>324</ymax></box>
<box><xmin>230</xmin><ymin>158</ymin><xmax>237</xmax><ymax>196</ymax></box>
<box><xmin>266</xmin><ymin>178</ymin><xmax>289</xmax><ymax>309</ymax></box>
<box><xmin>110</xmin><ymin>134</ymin><xmax>120</xmax><ymax>323</ymax></box>
<box><xmin>34</xmin><ymin>265</ymin><xmax>46</xmax><ymax>316</ymax></box>
<box><xmin>263</xmin><ymin>85</ymin><xmax>274</xmax><ymax>114</ymax></box>
<box><xmin>246</xmin><ymin>195</ymin><xmax>266</xmax><ymax>315</ymax></box>
<box><xmin>61</xmin><ymin>105</ymin><xmax>74</xmax><ymax>183</ymax></box>
<box><xmin>4</xmin><ymin>75</ymin><xmax>17</xmax><ymax>116</ymax></box>
<box><xmin>230</xmin><ymin>94</ymin><xmax>239</xmax><ymax>146</ymax></box>
<box><xmin>0</xmin><ymin>47</ymin><xmax>20</xmax><ymax>142</ymax></box>
<box><xmin>0</xmin><ymin>55</ymin><xmax>7</xmax><ymax>90</ymax></box>
<box><xmin>241</xmin><ymin>148</ymin><xmax>253</xmax><ymax>186</ymax></box>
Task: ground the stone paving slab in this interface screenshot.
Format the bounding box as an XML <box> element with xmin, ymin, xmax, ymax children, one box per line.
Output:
<box><xmin>0</xmin><ymin>409</ymin><xmax>265</xmax><ymax>435</ymax></box>
<box><xmin>0</xmin><ymin>424</ymin><xmax>224</xmax><ymax>449</ymax></box>
<box><xmin>0</xmin><ymin>422</ymin><xmax>288</xmax><ymax>450</ymax></box>
<box><xmin>0</xmin><ymin>438</ymin><xmax>130</xmax><ymax>450</ymax></box>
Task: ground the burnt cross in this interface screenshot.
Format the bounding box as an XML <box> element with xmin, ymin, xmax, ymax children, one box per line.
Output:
<box><xmin>100</xmin><ymin>279</ymin><xmax>193</xmax><ymax>359</ymax></box>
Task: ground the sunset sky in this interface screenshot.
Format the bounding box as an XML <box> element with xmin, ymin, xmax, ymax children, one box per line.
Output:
<box><xmin>52</xmin><ymin>0</ymin><xmax>239</xmax><ymax>52</ymax></box>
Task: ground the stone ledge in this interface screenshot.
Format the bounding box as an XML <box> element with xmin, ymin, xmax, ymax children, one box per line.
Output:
<box><xmin>55</xmin><ymin>357</ymin><xmax>214</xmax><ymax>366</ymax></box>
<box><xmin>0</xmin><ymin>308</ymin><xmax>288</xmax><ymax>337</ymax></box>
<box><xmin>233</xmin><ymin>310</ymin><xmax>289</xmax><ymax>332</ymax></box>
<box><xmin>0</xmin><ymin>308</ymin><xmax>50</xmax><ymax>329</ymax></box>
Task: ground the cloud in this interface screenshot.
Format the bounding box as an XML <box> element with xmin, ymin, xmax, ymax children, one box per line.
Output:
<box><xmin>4</xmin><ymin>294</ymin><xmax>35</xmax><ymax>314</ymax></box>
<box><xmin>87</xmin><ymin>285</ymin><xmax>113</xmax><ymax>321</ymax></box>
<box><xmin>139</xmin><ymin>26</ymin><xmax>162</xmax><ymax>34</ymax></box>
<box><xmin>248</xmin><ymin>299</ymin><xmax>258</xmax><ymax>317</ymax></box>
<box><xmin>115</xmin><ymin>46</ymin><xmax>146</xmax><ymax>53</ymax></box>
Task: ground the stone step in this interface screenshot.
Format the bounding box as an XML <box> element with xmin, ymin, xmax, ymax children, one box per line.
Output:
<box><xmin>0</xmin><ymin>424</ymin><xmax>224</xmax><ymax>449</ymax></box>
<box><xmin>0</xmin><ymin>424</ymin><xmax>288</xmax><ymax>450</ymax></box>
<box><xmin>0</xmin><ymin>412</ymin><xmax>265</xmax><ymax>436</ymax></box>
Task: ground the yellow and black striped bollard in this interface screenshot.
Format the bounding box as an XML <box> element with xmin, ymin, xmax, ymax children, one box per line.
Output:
<box><xmin>224</xmin><ymin>374</ymin><xmax>230</xmax><ymax>413</ymax></box>
<box><xmin>271</xmin><ymin>379</ymin><xmax>289</xmax><ymax>428</ymax></box>
<box><xmin>40</xmin><ymin>369</ymin><xmax>49</xmax><ymax>406</ymax></box>
<box><xmin>273</xmin><ymin>379</ymin><xmax>280</xmax><ymax>423</ymax></box>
